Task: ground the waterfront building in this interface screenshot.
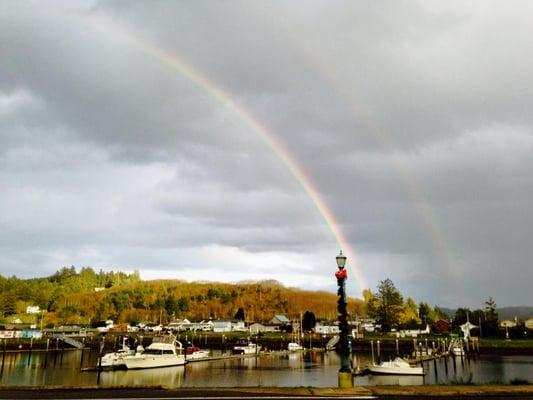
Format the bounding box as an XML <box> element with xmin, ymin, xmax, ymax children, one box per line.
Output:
<box><xmin>213</xmin><ymin>320</ymin><xmax>232</xmax><ymax>332</ymax></box>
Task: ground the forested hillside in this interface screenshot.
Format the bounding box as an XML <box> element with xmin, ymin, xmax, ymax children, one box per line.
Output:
<box><xmin>0</xmin><ymin>267</ymin><xmax>364</xmax><ymax>326</ymax></box>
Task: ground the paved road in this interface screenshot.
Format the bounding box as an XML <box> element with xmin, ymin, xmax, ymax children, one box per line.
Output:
<box><xmin>0</xmin><ymin>388</ymin><xmax>375</xmax><ymax>400</ymax></box>
<box><xmin>2</xmin><ymin>387</ymin><xmax>533</xmax><ymax>400</ymax></box>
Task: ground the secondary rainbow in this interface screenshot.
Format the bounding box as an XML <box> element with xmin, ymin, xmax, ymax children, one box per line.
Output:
<box><xmin>91</xmin><ymin>17</ymin><xmax>368</xmax><ymax>294</ymax></box>
<box><xmin>253</xmin><ymin>8</ymin><xmax>461</xmax><ymax>283</ymax></box>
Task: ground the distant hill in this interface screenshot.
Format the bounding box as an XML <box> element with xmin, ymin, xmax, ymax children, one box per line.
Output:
<box><xmin>437</xmin><ymin>306</ymin><xmax>533</xmax><ymax>320</ymax></box>
<box><xmin>438</xmin><ymin>307</ymin><xmax>456</xmax><ymax>319</ymax></box>
<box><xmin>0</xmin><ymin>267</ymin><xmax>365</xmax><ymax>326</ymax></box>
<box><xmin>497</xmin><ymin>307</ymin><xmax>533</xmax><ymax>320</ymax></box>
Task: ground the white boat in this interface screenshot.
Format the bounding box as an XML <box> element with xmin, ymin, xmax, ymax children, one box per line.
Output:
<box><xmin>100</xmin><ymin>338</ymin><xmax>136</xmax><ymax>369</ymax></box>
<box><xmin>287</xmin><ymin>342</ymin><xmax>303</xmax><ymax>351</ymax></box>
<box><xmin>185</xmin><ymin>345</ymin><xmax>210</xmax><ymax>360</ymax></box>
<box><xmin>412</xmin><ymin>348</ymin><xmax>434</xmax><ymax>357</ymax></box>
<box><xmin>451</xmin><ymin>345</ymin><xmax>464</xmax><ymax>356</ymax></box>
<box><xmin>233</xmin><ymin>343</ymin><xmax>260</xmax><ymax>355</ymax></box>
<box><xmin>368</xmin><ymin>357</ymin><xmax>424</xmax><ymax>376</ymax></box>
<box><xmin>123</xmin><ymin>335</ymin><xmax>185</xmax><ymax>369</ymax></box>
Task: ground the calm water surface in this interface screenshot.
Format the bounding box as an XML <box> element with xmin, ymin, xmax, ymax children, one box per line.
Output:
<box><xmin>1</xmin><ymin>350</ymin><xmax>532</xmax><ymax>387</ymax></box>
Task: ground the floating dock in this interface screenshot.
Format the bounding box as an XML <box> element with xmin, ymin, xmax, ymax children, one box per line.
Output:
<box><xmin>82</xmin><ymin>351</ymin><xmax>266</xmax><ymax>372</ymax></box>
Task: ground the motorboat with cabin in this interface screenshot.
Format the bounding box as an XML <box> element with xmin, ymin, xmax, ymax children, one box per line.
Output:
<box><xmin>100</xmin><ymin>337</ymin><xmax>138</xmax><ymax>369</ymax></box>
<box><xmin>185</xmin><ymin>345</ymin><xmax>210</xmax><ymax>361</ymax></box>
<box><xmin>287</xmin><ymin>342</ymin><xmax>303</xmax><ymax>351</ymax></box>
<box><xmin>232</xmin><ymin>342</ymin><xmax>260</xmax><ymax>355</ymax></box>
<box><xmin>368</xmin><ymin>357</ymin><xmax>424</xmax><ymax>376</ymax></box>
<box><xmin>451</xmin><ymin>345</ymin><xmax>465</xmax><ymax>356</ymax></box>
<box><xmin>123</xmin><ymin>335</ymin><xmax>185</xmax><ymax>369</ymax></box>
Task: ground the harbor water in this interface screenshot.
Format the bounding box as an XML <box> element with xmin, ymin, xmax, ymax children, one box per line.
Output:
<box><xmin>1</xmin><ymin>349</ymin><xmax>532</xmax><ymax>387</ymax></box>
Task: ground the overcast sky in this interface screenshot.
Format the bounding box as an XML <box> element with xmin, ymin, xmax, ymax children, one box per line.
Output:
<box><xmin>1</xmin><ymin>1</ymin><xmax>533</xmax><ymax>308</ymax></box>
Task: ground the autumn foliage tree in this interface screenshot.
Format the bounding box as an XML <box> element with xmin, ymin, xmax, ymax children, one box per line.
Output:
<box><xmin>0</xmin><ymin>267</ymin><xmax>364</xmax><ymax>326</ymax></box>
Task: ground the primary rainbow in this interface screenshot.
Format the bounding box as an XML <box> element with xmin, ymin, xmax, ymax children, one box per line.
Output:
<box><xmin>91</xmin><ymin>17</ymin><xmax>368</xmax><ymax>295</ymax></box>
<box><xmin>252</xmin><ymin>8</ymin><xmax>462</xmax><ymax>284</ymax></box>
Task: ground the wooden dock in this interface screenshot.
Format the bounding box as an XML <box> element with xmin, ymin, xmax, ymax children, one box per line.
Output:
<box><xmin>82</xmin><ymin>351</ymin><xmax>266</xmax><ymax>372</ymax></box>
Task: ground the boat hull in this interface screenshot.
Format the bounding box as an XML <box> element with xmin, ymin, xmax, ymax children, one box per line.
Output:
<box><xmin>288</xmin><ymin>343</ymin><xmax>303</xmax><ymax>351</ymax></box>
<box><xmin>368</xmin><ymin>357</ymin><xmax>424</xmax><ymax>376</ymax></box>
<box><xmin>368</xmin><ymin>366</ymin><xmax>424</xmax><ymax>376</ymax></box>
<box><xmin>186</xmin><ymin>350</ymin><xmax>210</xmax><ymax>360</ymax></box>
<box><xmin>100</xmin><ymin>350</ymin><xmax>134</xmax><ymax>369</ymax></box>
<box><xmin>232</xmin><ymin>344</ymin><xmax>260</xmax><ymax>355</ymax></box>
<box><xmin>124</xmin><ymin>355</ymin><xmax>186</xmax><ymax>369</ymax></box>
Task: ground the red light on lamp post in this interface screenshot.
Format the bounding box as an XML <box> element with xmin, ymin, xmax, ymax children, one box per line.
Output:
<box><xmin>335</xmin><ymin>250</ymin><xmax>347</xmax><ymax>279</ymax></box>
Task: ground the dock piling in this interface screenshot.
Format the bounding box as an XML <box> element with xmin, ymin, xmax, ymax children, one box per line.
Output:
<box><xmin>44</xmin><ymin>338</ymin><xmax>49</xmax><ymax>368</ymax></box>
<box><xmin>79</xmin><ymin>347</ymin><xmax>85</xmax><ymax>369</ymax></box>
<box><xmin>27</xmin><ymin>338</ymin><xmax>33</xmax><ymax>367</ymax></box>
<box><xmin>60</xmin><ymin>339</ymin><xmax>65</xmax><ymax>365</ymax></box>
<box><xmin>53</xmin><ymin>339</ymin><xmax>58</xmax><ymax>365</ymax></box>
<box><xmin>1</xmin><ymin>339</ymin><xmax>6</xmax><ymax>375</ymax></box>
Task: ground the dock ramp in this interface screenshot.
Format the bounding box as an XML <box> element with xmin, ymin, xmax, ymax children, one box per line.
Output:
<box><xmin>326</xmin><ymin>335</ymin><xmax>339</xmax><ymax>351</ymax></box>
<box><xmin>52</xmin><ymin>334</ymin><xmax>85</xmax><ymax>349</ymax></box>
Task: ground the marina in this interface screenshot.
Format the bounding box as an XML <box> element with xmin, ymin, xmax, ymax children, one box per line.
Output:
<box><xmin>0</xmin><ymin>344</ymin><xmax>532</xmax><ymax>387</ymax></box>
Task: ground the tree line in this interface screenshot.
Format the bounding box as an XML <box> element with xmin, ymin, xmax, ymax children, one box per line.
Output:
<box><xmin>364</xmin><ymin>278</ymin><xmax>503</xmax><ymax>337</ymax></box>
<box><xmin>1</xmin><ymin>268</ymin><xmax>506</xmax><ymax>337</ymax></box>
<box><xmin>0</xmin><ymin>267</ymin><xmax>363</xmax><ymax>327</ymax></box>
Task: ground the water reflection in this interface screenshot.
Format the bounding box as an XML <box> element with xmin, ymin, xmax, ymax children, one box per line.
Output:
<box><xmin>100</xmin><ymin>366</ymin><xmax>185</xmax><ymax>388</ymax></box>
<box><xmin>423</xmin><ymin>354</ymin><xmax>533</xmax><ymax>385</ymax></box>
<box><xmin>355</xmin><ymin>375</ymin><xmax>424</xmax><ymax>386</ymax></box>
<box><xmin>1</xmin><ymin>350</ymin><xmax>532</xmax><ymax>387</ymax></box>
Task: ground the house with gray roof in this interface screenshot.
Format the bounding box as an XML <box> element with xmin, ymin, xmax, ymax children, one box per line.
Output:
<box><xmin>270</xmin><ymin>315</ymin><xmax>290</xmax><ymax>325</ymax></box>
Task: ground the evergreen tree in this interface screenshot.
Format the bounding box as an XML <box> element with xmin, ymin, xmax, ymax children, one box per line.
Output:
<box><xmin>1</xmin><ymin>291</ymin><xmax>17</xmax><ymax>316</ymax></box>
<box><xmin>164</xmin><ymin>294</ymin><xmax>179</xmax><ymax>317</ymax></box>
<box><xmin>483</xmin><ymin>297</ymin><xmax>499</xmax><ymax>336</ymax></box>
<box><xmin>302</xmin><ymin>310</ymin><xmax>316</xmax><ymax>332</ymax></box>
<box><xmin>452</xmin><ymin>307</ymin><xmax>471</xmax><ymax>330</ymax></box>
<box><xmin>234</xmin><ymin>307</ymin><xmax>245</xmax><ymax>321</ymax></box>
<box><xmin>373</xmin><ymin>278</ymin><xmax>403</xmax><ymax>332</ymax></box>
<box><xmin>177</xmin><ymin>296</ymin><xmax>189</xmax><ymax>313</ymax></box>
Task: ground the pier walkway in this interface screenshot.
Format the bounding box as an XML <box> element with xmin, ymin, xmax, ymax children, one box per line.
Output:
<box><xmin>52</xmin><ymin>334</ymin><xmax>85</xmax><ymax>349</ymax></box>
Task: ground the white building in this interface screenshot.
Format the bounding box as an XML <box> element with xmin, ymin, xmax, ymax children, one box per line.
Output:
<box><xmin>168</xmin><ymin>319</ymin><xmax>214</xmax><ymax>332</ymax></box>
<box><xmin>249</xmin><ymin>323</ymin><xmax>265</xmax><ymax>334</ymax></box>
<box><xmin>26</xmin><ymin>306</ymin><xmax>40</xmax><ymax>314</ymax></box>
<box><xmin>500</xmin><ymin>320</ymin><xmax>518</xmax><ymax>328</ymax></box>
<box><xmin>231</xmin><ymin>321</ymin><xmax>248</xmax><ymax>332</ymax></box>
<box><xmin>314</xmin><ymin>324</ymin><xmax>340</xmax><ymax>334</ymax></box>
<box><xmin>96</xmin><ymin>319</ymin><xmax>114</xmax><ymax>333</ymax></box>
<box><xmin>397</xmin><ymin>324</ymin><xmax>431</xmax><ymax>338</ymax></box>
<box><xmin>167</xmin><ymin>319</ymin><xmax>191</xmax><ymax>331</ymax></box>
<box><xmin>213</xmin><ymin>320</ymin><xmax>232</xmax><ymax>332</ymax></box>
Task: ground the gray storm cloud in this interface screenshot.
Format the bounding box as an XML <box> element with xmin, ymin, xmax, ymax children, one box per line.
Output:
<box><xmin>1</xmin><ymin>0</ymin><xmax>532</xmax><ymax>307</ymax></box>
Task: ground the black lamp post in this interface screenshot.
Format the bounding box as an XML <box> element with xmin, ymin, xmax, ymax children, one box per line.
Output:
<box><xmin>335</xmin><ymin>250</ymin><xmax>352</xmax><ymax>387</ymax></box>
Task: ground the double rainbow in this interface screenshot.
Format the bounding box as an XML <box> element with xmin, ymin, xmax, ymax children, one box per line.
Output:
<box><xmin>91</xmin><ymin>16</ymin><xmax>368</xmax><ymax>295</ymax></box>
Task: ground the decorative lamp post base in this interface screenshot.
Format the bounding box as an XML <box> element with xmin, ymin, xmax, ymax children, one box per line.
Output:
<box><xmin>338</xmin><ymin>371</ymin><xmax>353</xmax><ymax>388</ymax></box>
